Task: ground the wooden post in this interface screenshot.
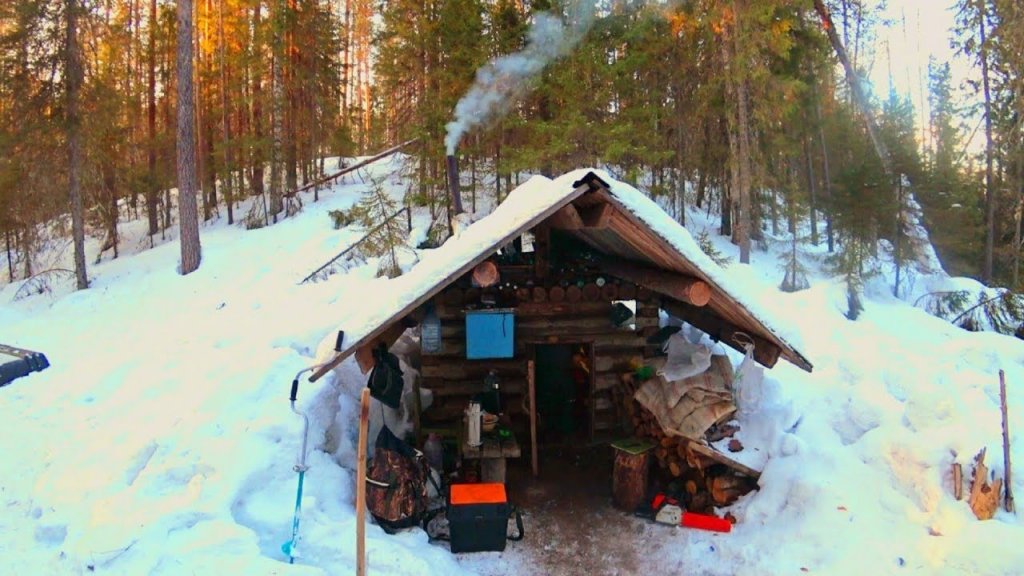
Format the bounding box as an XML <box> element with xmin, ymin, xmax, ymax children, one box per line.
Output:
<box><xmin>528</xmin><ymin>359</ymin><xmax>538</xmax><ymax>478</ymax></box>
<box><xmin>1000</xmin><ymin>370</ymin><xmax>1015</xmax><ymax>513</ymax></box>
<box><xmin>356</xmin><ymin>388</ymin><xmax>370</xmax><ymax>576</ymax></box>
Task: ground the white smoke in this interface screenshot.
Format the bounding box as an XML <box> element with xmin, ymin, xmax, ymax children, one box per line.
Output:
<box><xmin>444</xmin><ymin>5</ymin><xmax>595</xmax><ymax>155</ymax></box>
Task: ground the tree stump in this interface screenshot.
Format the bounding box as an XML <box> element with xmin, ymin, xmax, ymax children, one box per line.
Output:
<box><xmin>612</xmin><ymin>449</ymin><xmax>650</xmax><ymax>512</ymax></box>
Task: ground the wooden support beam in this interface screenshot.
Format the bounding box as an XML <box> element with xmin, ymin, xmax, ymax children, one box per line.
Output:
<box><xmin>662</xmin><ymin>299</ymin><xmax>781</xmax><ymax>368</ymax></box>
<box><xmin>548</xmin><ymin>204</ymin><xmax>584</xmax><ymax>230</ymax></box>
<box><xmin>580</xmin><ymin>203</ymin><xmax>615</xmax><ymax>229</ymax></box>
<box><xmin>599</xmin><ymin>260</ymin><xmax>711</xmax><ymax>307</ymax></box>
<box><xmin>354</xmin><ymin>322</ymin><xmax>407</xmax><ymax>374</ymax></box>
<box><xmin>529</xmin><ymin>360</ymin><xmax>538</xmax><ymax>477</ymax></box>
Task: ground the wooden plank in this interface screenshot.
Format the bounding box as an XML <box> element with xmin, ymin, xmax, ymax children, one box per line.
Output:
<box><xmin>529</xmin><ymin>360</ymin><xmax>538</xmax><ymax>477</ymax></box>
<box><xmin>355</xmin><ymin>388</ymin><xmax>370</xmax><ymax>576</ymax></box>
<box><xmin>1000</xmin><ymin>370</ymin><xmax>1015</xmax><ymax>513</ymax></box>
<box><xmin>308</xmin><ymin>183</ymin><xmax>590</xmax><ymax>382</ymax></box>
<box><xmin>588</xmin><ymin>342</ymin><xmax>597</xmax><ymax>442</ymax></box>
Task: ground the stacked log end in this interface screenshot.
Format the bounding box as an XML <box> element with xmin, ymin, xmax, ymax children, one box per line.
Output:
<box><xmin>613</xmin><ymin>372</ymin><xmax>758</xmax><ymax>512</ymax></box>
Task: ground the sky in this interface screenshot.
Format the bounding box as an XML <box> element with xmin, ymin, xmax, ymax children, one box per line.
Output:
<box><xmin>866</xmin><ymin>0</ymin><xmax>981</xmax><ymax>153</ymax></box>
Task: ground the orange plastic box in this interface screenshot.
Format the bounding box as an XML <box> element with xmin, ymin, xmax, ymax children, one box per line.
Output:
<box><xmin>448</xmin><ymin>483</ymin><xmax>509</xmax><ymax>553</ymax></box>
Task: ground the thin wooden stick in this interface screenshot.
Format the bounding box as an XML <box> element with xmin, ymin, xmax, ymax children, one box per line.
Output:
<box><xmin>356</xmin><ymin>388</ymin><xmax>370</xmax><ymax>576</ymax></box>
<box><xmin>528</xmin><ymin>360</ymin><xmax>538</xmax><ymax>478</ymax></box>
<box><xmin>953</xmin><ymin>462</ymin><xmax>963</xmax><ymax>501</ymax></box>
<box><xmin>1000</xmin><ymin>370</ymin><xmax>1015</xmax><ymax>513</ymax></box>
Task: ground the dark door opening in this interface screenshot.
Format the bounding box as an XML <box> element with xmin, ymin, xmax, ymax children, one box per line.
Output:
<box><xmin>533</xmin><ymin>343</ymin><xmax>593</xmax><ymax>445</ymax></box>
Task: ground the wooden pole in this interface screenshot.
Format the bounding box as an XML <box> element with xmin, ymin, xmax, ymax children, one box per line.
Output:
<box><xmin>528</xmin><ymin>360</ymin><xmax>538</xmax><ymax>477</ymax></box>
<box><xmin>356</xmin><ymin>388</ymin><xmax>370</xmax><ymax>576</ymax></box>
<box><xmin>1000</xmin><ymin>370</ymin><xmax>1015</xmax><ymax>513</ymax></box>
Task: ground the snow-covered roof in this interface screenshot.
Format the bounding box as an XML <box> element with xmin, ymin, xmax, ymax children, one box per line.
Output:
<box><xmin>311</xmin><ymin>170</ymin><xmax>811</xmax><ymax>382</ymax></box>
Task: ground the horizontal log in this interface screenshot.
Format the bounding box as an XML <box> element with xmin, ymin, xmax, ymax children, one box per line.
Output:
<box><xmin>421</xmin><ymin>358</ymin><xmax>526</xmax><ymax>379</ymax></box>
<box><xmin>599</xmin><ymin>260</ymin><xmax>711</xmax><ymax>307</ymax></box>
<box><xmin>549</xmin><ymin>203</ymin><xmax>585</xmax><ymax>230</ymax></box>
<box><xmin>662</xmin><ymin>299</ymin><xmax>781</xmax><ymax>368</ymax></box>
<box><xmin>566</xmin><ymin>285</ymin><xmax>582</xmax><ymax>302</ymax></box>
<box><xmin>532</xmin><ymin>286</ymin><xmax>547</xmax><ymax>302</ymax></box>
<box><xmin>549</xmin><ymin>286</ymin><xmax>566</xmax><ymax>302</ymax></box>
<box><xmin>515</xmin><ymin>301</ymin><xmax>613</xmax><ymax>317</ymax></box>
<box><xmin>421</xmin><ymin>378</ymin><xmax>527</xmax><ymax>397</ymax></box>
<box><xmin>580</xmin><ymin>202</ymin><xmax>615</xmax><ymax>229</ymax></box>
<box><xmin>601</xmin><ymin>283</ymin><xmax>619</xmax><ymax>300</ymax></box>
<box><xmin>472</xmin><ymin>261</ymin><xmax>500</xmax><ymax>288</ymax></box>
<box><xmin>595</xmin><ymin>372</ymin><xmax>622</xmax><ymax>391</ymax></box>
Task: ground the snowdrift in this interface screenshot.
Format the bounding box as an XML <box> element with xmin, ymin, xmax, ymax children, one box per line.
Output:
<box><xmin>1</xmin><ymin>158</ymin><xmax>1022</xmax><ymax>575</ymax></box>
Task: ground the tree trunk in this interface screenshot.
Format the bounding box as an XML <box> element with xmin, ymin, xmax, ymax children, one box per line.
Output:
<box><xmin>147</xmin><ymin>0</ymin><xmax>159</xmax><ymax>237</ymax></box>
<box><xmin>67</xmin><ymin>0</ymin><xmax>88</xmax><ymax>289</ymax></box>
<box><xmin>724</xmin><ymin>2</ymin><xmax>751</xmax><ymax>262</ymax></box>
<box><xmin>1014</xmin><ymin>159</ymin><xmax>1023</xmax><ymax>288</ymax></box>
<box><xmin>979</xmin><ymin>0</ymin><xmax>995</xmax><ymax>283</ymax></box>
<box><xmin>269</xmin><ymin>0</ymin><xmax>285</xmax><ymax>220</ymax></box>
<box><xmin>814</xmin><ymin>90</ymin><xmax>835</xmax><ymax>253</ymax></box>
<box><xmin>812</xmin><ymin>0</ymin><xmax>892</xmax><ymax>176</ymax></box>
<box><xmin>177</xmin><ymin>0</ymin><xmax>202</xmax><ymax>274</ymax></box>
<box><xmin>219</xmin><ymin>0</ymin><xmax>234</xmax><ymax>224</ymax></box>
<box><xmin>804</xmin><ymin>135</ymin><xmax>819</xmax><ymax>246</ymax></box>
<box><xmin>251</xmin><ymin>2</ymin><xmax>265</xmax><ymax>200</ymax></box>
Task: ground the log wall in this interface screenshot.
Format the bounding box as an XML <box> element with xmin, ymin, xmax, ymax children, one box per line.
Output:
<box><xmin>420</xmin><ymin>272</ymin><xmax>663</xmax><ymax>436</ymax></box>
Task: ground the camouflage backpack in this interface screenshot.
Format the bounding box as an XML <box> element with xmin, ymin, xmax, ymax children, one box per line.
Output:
<box><xmin>365</xmin><ymin>424</ymin><xmax>432</xmax><ymax>533</ymax></box>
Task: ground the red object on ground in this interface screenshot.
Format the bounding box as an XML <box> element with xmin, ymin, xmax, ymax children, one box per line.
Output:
<box><xmin>681</xmin><ymin>511</ymin><xmax>732</xmax><ymax>533</ymax></box>
<box><xmin>450</xmin><ymin>483</ymin><xmax>507</xmax><ymax>506</ymax></box>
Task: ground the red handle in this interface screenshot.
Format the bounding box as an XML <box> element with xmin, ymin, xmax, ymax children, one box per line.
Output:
<box><xmin>681</xmin><ymin>512</ymin><xmax>732</xmax><ymax>533</ymax></box>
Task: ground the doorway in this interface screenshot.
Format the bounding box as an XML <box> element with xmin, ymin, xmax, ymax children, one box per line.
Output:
<box><xmin>532</xmin><ymin>342</ymin><xmax>594</xmax><ymax>445</ymax></box>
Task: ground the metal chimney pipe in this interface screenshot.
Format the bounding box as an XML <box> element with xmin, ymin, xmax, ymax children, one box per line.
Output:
<box><xmin>446</xmin><ymin>154</ymin><xmax>464</xmax><ymax>216</ymax></box>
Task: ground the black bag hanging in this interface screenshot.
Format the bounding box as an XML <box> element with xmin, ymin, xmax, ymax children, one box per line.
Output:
<box><xmin>368</xmin><ymin>343</ymin><xmax>404</xmax><ymax>409</ymax></box>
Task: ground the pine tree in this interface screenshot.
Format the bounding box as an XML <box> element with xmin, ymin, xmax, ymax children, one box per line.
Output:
<box><xmin>176</xmin><ymin>0</ymin><xmax>201</xmax><ymax>274</ymax></box>
<box><xmin>353</xmin><ymin>177</ymin><xmax>413</xmax><ymax>278</ymax></box>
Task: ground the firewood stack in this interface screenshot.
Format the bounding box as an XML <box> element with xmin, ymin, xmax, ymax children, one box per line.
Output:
<box><xmin>613</xmin><ymin>372</ymin><xmax>759</xmax><ymax>513</ymax></box>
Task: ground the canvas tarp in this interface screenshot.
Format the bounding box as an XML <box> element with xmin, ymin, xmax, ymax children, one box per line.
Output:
<box><xmin>634</xmin><ymin>354</ymin><xmax>736</xmax><ymax>440</ymax></box>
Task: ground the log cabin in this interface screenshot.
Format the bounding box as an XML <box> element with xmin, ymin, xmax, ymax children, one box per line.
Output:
<box><xmin>309</xmin><ymin>169</ymin><xmax>812</xmax><ymax>461</ymax></box>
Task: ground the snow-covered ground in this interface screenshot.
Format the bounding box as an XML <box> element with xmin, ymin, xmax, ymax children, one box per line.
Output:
<box><xmin>1</xmin><ymin>156</ymin><xmax>1022</xmax><ymax>575</ymax></box>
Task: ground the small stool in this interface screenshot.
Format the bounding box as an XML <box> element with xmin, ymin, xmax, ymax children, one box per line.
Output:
<box><xmin>610</xmin><ymin>438</ymin><xmax>655</xmax><ymax>512</ymax></box>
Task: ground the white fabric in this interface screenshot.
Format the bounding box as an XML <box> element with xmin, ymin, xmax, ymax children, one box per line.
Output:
<box><xmin>733</xmin><ymin>344</ymin><xmax>765</xmax><ymax>417</ymax></box>
<box><xmin>659</xmin><ymin>334</ymin><xmax>712</xmax><ymax>382</ymax></box>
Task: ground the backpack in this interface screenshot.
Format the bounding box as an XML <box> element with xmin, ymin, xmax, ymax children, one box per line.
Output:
<box><xmin>368</xmin><ymin>344</ymin><xmax>404</xmax><ymax>409</ymax></box>
<box><xmin>365</xmin><ymin>424</ymin><xmax>431</xmax><ymax>533</ymax></box>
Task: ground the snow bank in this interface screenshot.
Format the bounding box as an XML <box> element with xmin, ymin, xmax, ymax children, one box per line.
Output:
<box><xmin>1</xmin><ymin>159</ymin><xmax>1022</xmax><ymax>575</ymax></box>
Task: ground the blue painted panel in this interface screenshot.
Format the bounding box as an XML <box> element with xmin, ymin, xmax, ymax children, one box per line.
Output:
<box><xmin>466</xmin><ymin>311</ymin><xmax>515</xmax><ymax>359</ymax></box>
